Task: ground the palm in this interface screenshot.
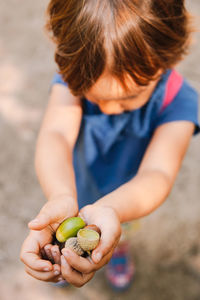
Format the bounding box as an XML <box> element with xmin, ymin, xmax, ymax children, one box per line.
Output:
<box><xmin>24</xmin><ymin>227</ymin><xmax>54</xmax><ymax>255</ymax></box>
<box><xmin>35</xmin><ymin>226</ymin><xmax>55</xmax><ymax>248</ymax></box>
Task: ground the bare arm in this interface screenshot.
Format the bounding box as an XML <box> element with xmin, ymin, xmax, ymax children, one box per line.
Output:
<box><xmin>93</xmin><ymin>121</ymin><xmax>195</xmax><ymax>223</ymax></box>
<box><xmin>21</xmin><ymin>84</ymin><xmax>83</xmax><ymax>282</ymax></box>
<box><xmin>52</xmin><ymin>120</ymin><xmax>195</xmax><ymax>285</ymax></box>
<box><xmin>35</xmin><ymin>83</ymin><xmax>82</xmax><ymax>205</ymax></box>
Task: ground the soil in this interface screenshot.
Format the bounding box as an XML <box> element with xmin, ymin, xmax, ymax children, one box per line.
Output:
<box><xmin>0</xmin><ymin>1</ymin><xmax>200</xmax><ymax>299</ymax></box>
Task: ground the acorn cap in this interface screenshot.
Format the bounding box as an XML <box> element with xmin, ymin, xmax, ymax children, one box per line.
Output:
<box><xmin>77</xmin><ymin>228</ymin><xmax>100</xmax><ymax>251</ymax></box>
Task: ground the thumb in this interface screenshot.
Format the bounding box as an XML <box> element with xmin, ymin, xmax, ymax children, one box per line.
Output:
<box><xmin>28</xmin><ymin>213</ymin><xmax>52</xmax><ymax>230</ymax></box>
<box><xmin>28</xmin><ymin>203</ymin><xmax>61</xmax><ymax>230</ymax></box>
<box><xmin>91</xmin><ymin>225</ymin><xmax>121</xmax><ymax>264</ymax></box>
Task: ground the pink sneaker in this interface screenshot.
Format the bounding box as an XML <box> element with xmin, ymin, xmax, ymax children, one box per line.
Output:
<box><xmin>105</xmin><ymin>242</ymin><xmax>135</xmax><ymax>291</ymax></box>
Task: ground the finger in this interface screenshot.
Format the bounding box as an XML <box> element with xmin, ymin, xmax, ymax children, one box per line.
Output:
<box><xmin>61</xmin><ymin>255</ymin><xmax>95</xmax><ymax>287</ymax></box>
<box><xmin>44</xmin><ymin>244</ymin><xmax>55</xmax><ymax>263</ymax></box>
<box><xmin>79</xmin><ymin>205</ymin><xmax>121</xmax><ymax>264</ymax></box>
<box><xmin>56</xmin><ymin>276</ymin><xmax>66</xmax><ymax>282</ymax></box>
<box><xmin>92</xmin><ymin>226</ymin><xmax>121</xmax><ymax>264</ymax></box>
<box><xmin>28</xmin><ymin>213</ymin><xmax>59</xmax><ymax>231</ymax></box>
<box><xmin>63</xmin><ymin>247</ymin><xmax>115</xmax><ymax>274</ymax></box>
<box><xmin>62</xmin><ymin>248</ymin><xmax>96</xmax><ymax>274</ymax></box>
<box><xmin>50</xmin><ymin>276</ymin><xmax>65</xmax><ymax>283</ymax></box>
<box><xmin>51</xmin><ymin>245</ymin><xmax>61</xmax><ymax>265</ymax></box>
<box><xmin>25</xmin><ymin>264</ymin><xmax>61</xmax><ymax>282</ymax></box>
<box><xmin>41</xmin><ymin>248</ymin><xmax>48</xmax><ymax>260</ymax></box>
<box><xmin>21</xmin><ymin>252</ymin><xmax>53</xmax><ymax>271</ymax></box>
<box><xmin>20</xmin><ymin>237</ymin><xmax>53</xmax><ymax>272</ymax></box>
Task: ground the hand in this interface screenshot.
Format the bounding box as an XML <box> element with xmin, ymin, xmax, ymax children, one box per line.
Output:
<box><xmin>20</xmin><ymin>195</ymin><xmax>78</xmax><ymax>282</ymax></box>
<box><xmin>60</xmin><ymin>204</ymin><xmax>121</xmax><ymax>287</ymax></box>
<box><xmin>20</xmin><ymin>228</ymin><xmax>64</xmax><ymax>282</ymax></box>
<box><xmin>27</xmin><ymin>194</ymin><xmax>78</xmax><ymax>232</ymax></box>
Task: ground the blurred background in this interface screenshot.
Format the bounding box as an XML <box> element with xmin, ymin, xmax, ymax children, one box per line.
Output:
<box><xmin>0</xmin><ymin>0</ymin><xmax>200</xmax><ymax>299</ymax></box>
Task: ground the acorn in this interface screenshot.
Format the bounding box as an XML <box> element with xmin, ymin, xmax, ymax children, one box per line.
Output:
<box><xmin>77</xmin><ymin>228</ymin><xmax>100</xmax><ymax>252</ymax></box>
<box><xmin>65</xmin><ymin>237</ymin><xmax>84</xmax><ymax>256</ymax></box>
<box><xmin>56</xmin><ymin>217</ymin><xmax>86</xmax><ymax>243</ymax></box>
<box><xmin>84</xmin><ymin>224</ymin><xmax>101</xmax><ymax>236</ymax></box>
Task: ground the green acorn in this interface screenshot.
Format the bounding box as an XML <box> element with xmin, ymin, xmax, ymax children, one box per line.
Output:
<box><xmin>56</xmin><ymin>217</ymin><xmax>86</xmax><ymax>243</ymax></box>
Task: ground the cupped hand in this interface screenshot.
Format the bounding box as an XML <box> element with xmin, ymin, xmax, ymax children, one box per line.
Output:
<box><xmin>28</xmin><ymin>195</ymin><xmax>78</xmax><ymax>232</ymax></box>
<box><xmin>79</xmin><ymin>204</ymin><xmax>122</xmax><ymax>264</ymax></box>
<box><xmin>59</xmin><ymin>204</ymin><xmax>122</xmax><ymax>287</ymax></box>
<box><xmin>20</xmin><ymin>228</ymin><xmax>64</xmax><ymax>282</ymax></box>
<box><xmin>20</xmin><ymin>195</ymin><xmax>78</xmax><ymax>282</ymax></box>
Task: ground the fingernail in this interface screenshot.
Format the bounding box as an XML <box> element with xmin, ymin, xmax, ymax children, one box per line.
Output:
<box><xmin>44</xmin><ymin>267</ymin><xmax>50</xmax><ymax>271</ymax></box>
<box><xmin>54</xmin><ymin>270</ymin><xmax>60</xmax><ymax>276</ymax></box>
<box><xmin>58</xmin><ymin>276</ymin><xmax>64</xmax><ymax>281</ymax></box>
<box><xmin>94</xmin><ymin>252</ymin><xmax>102</xmax><ymax>263</ymax></box>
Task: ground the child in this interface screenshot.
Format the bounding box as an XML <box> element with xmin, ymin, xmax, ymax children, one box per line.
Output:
<box><xmin>20</xmin><ymin>0</ymin><xmax>199</xmax><ymax>290</ymax></box>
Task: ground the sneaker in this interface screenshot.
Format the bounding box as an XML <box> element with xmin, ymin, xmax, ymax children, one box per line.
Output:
<box><xmin>105</xmin><ymin>242</ymin><xmax>135</xmax><ymax>291</ymax></box>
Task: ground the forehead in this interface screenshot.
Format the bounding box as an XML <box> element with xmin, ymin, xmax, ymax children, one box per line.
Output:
<box><xmin>86</xmin><ymin>71</ymin><xmax>145</xmax><ymax>101</ymax></box>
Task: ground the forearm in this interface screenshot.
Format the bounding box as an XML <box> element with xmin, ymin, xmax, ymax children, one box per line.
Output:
<box><xmin>35</xmin><ymin>131</ymin><xmax>78</xmax><ymax>205</ymax></box>
<box><xmin>94</xmin><ymin>122</ymin><xmax>194</xmax><ymax>224</ymax></box>
<box><xmin>95</xmin><ymin>169</ymin><xmax>172</xmax><ymax>223</ymax></box>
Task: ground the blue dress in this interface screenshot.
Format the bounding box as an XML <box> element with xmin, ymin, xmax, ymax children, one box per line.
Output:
<box><xmin>51</xmin><ymin>70</ymin><xmax>200</xmax><ymax>208</ymax></box>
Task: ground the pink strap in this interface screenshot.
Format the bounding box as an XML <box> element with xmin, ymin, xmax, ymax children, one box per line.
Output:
<box><xmin>160</xmin><ymin>70</ymin><xmax>183</xmax><ymax>112</ymax></box>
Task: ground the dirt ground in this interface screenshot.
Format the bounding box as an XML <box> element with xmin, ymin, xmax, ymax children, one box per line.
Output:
<box><xmin>0</xmin><ymin>1</ymin><xmax>200</xmax><ymax>299</ymax></box>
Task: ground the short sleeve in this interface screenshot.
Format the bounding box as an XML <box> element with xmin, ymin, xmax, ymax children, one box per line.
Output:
<box><xmin>50</xmin><ymin>72</ymin><xmax>68</xmax><ymax>88</ymax></box>
<box><xmin>155</xmin><ymin>80</ymin><xmax>200</xmax><ymax>135</ymax></box>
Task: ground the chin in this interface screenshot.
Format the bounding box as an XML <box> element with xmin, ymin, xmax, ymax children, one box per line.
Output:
<box><xmin>101</xmin><ymin>110</ymin><xmax>125</xmax><ymax>115</ymax></box>
<box><xmin>100</xmin><ymin>107</ymin><xmax>126</xmax><ymax>114</ymax></box>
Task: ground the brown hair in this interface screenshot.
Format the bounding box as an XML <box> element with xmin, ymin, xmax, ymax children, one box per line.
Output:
<box><xmin>45</xmin><ymin>0</ymin><xmax>192</xmax><ymax>96</ymax></box>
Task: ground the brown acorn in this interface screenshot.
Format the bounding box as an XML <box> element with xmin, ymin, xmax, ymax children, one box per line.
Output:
<box><xmin>84</xmin><ymin>224</ymin><xmax>101</xmax><ymax>236</ymax></box>
<box><xmin>65</xmin><ymin>237</ymin><xmax>84</xmax><ymax>256</ymax></box>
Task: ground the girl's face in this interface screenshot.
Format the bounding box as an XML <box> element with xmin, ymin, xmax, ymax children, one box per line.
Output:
<box><xmin>84</xmin><ymin>71</ymin><xmax>160</xmax><ymax>115</ymax></box>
